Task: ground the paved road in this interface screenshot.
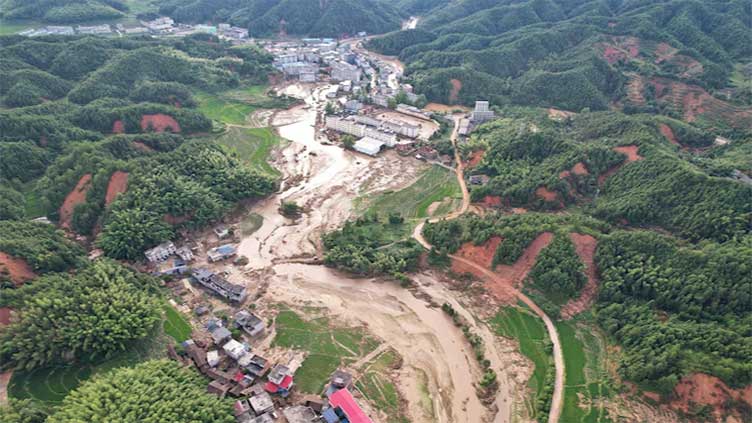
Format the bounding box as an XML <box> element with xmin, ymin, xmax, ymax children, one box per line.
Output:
<box><xmin>412</xmin><ymin>117</ymin><xmax>565</xmax><ymax>423</ymax></box>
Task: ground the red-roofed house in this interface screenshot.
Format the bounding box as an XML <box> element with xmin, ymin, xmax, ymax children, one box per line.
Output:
<box><xmin>264</xmin><ymin>375</ymin><xmax>293</xmax><ymax>395</ymax></box>
<box><xmin>329</xmin><ymin>388</ymin><xmax>373</xmax><ymax>423</ymax></box>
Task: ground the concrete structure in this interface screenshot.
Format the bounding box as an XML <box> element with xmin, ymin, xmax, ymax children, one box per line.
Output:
<box><xmin>192</xmin><ymin>268</ymin><xmax>247</xmax><ymax>302</ymax></box>
<box><xmin>364</xmin><ymin>127</ymin><xmax>397</xmax><ymax>146</ymax></box>
<box><xmin>142</xmin><ymin>17</ymin><xmax>174</xmax><ymax>34</ymax></box>
<box><xmin>326</xmin><ymin>116</ymin><xmax>366</xmax><ymax>138</ymax></box>
<box><xmin>145</xmin><ymin>241</ymin><xmax>176</xmax><ymax>262</ymax></box>
<box><xmin>396</xmin><ymin>104</ymin><xmax>431</xmax><ymax>121</ymax></box>
<box><xmin>353</xmin><ymin>137</ymin><xmax>384</xmax><ymax>156</ymax></box>
<box><xmin>235</xmin><ymin>310</ymin><xmax>266</xmax><ymax>337</ymax></box>
<box><xmin>471</xmin><ymin>100</ymin><xmax>495</xmax><ymax>123</ymax></box>
<box><xmin>328</xmin><ymin>388</ymin><xmax>372</xmax><ymax>423</ymax></box>
<box><xmin>207</xmin><ymin>244</ymin><xmax>237</xmax><ymax>262</ymax></box>
<box><xmin>77</xmin><ymin>24</ymin><xmax>111</xmax><ymax>34</ymax></box>
<box><xmin>211</xmin><ymin>326</ymin><xmax>232</xmax><ymax>345</ymax></box>
<box><xmin>458</xmin><ymin>118</ymin><xmax>471</xmax><ymax>136</ymax></box>
<box><xmin>223</xmin><ymin>339</ymin><xmax>247</xmax><ymax>360</ymax></box>
<box><xmin>249</xmin><ymin>392</ymin><xmax>274</xmax><ymax>415</ymax></box>
<box><xmin>330</xmin><ymin>61</ymin><xmax>362</xmax><ymax>83</ymax></box>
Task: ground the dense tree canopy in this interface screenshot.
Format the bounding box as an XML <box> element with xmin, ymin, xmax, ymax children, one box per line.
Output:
<box><xmin>48</xmin><ymin>360</ymin><xmax>235</xmax><ymax>423</ymax></box>
<box><xmin>0</xmin><ymin>260</ymin><xmax>160</xmax><ymax>370</ymax></box>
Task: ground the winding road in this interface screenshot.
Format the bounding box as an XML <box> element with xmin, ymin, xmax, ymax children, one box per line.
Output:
<box><xmin>412</xmin><ymin>117</ymin><xmax>565</xmax><ymax>423</ymax></box>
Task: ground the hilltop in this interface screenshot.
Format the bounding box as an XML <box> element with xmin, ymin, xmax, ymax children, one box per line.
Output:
<box><xmin>368</xmin><ymin>0</ymin><xmax>752</xmax><ymax>131</ymax></box>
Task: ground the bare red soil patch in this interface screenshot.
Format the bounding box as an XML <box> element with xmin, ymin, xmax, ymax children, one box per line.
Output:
<box><xmin>649</xmin><ymin>77</ymin><xmax>752</xmax><ymax>128</ymax></box>
<box><xmin>105</xmin><ymin>171</ymin><xmax>129</xmax><ymax>206</ymax></box>
<box><xmin>466</xmin><ymin>150</ymin><xmax>485</xmax><ymax>168</ymax></box>
<box><xmin>670</xmin><ymin>374</ymin><xmax>752</xmax><ymax>422</ymax></box>
<box><xmin>0</xmin><ymin>308</ymin><xmax>11</xmax><ymax>326</ymax></box>
<box><xmin>598</xmin><ymin>145</ymin><xmax>642</xmax><ymax>186</ymax></box>
<box><xmin>561</xmin><ymin>233</ymin><xmax>598</xmax><ymax>319</ymax></box>
<box><xmin>658</xmin><ymin>123</ymin><xmax>680</xmax><ymax>146</ymax></box>
<box><xmin>448</xmin><ymin>79</ymin><xmax>462</xmax><ymax>104</ymax></box>
<box><xmin>535</xmin><ymin>186</ymin><xmax>559</xmax><ymax>202</ymax></box>
<box><xmin>0</xmin><ymin>252</ymin><xmax>36</xmax><ymax>286</ymax></box>
<box><xmin>454</xmin><ymin>236</ymin><xmax>502</xmax><ymax>269</ymax></box>
<box><xmin>141</xmin><ymin>114</ymin><xmax>181</xmax><ymax>133</ymax></box>
<box><xmin>510</xmin><ymin>207</ymin><xmax>527</xmax><ymax>215</ymax></box>
<box><xmin>451</xmin><ymin>232</ymin><xmax>554</xmax><ymax>303</ymax></box>
<box><xmin>571</xmin><ymin>162</ymin><xmax>588</xmax><ymax>176</ymax></box>
<box><xmin>112</xmin><ymin>119</ymin><xmax>124</xmax><ymax>134</ymax></box>
<box><xmin>602</xmin><ymin>46</ymin><xmax>627</xmax><ymax>64</ymax></box>
<box><xmin>59</xmin><ymin>174</ymin><xmax>92</xmax><ymax>229</ymax></box>
<box><xmin>480</xmin><ymin>195</ymin><xmax>503</xmax><ymax>208</ymax></box>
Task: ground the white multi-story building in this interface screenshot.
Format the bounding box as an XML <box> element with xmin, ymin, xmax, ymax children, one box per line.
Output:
<box><xmin>330</xmin><ymin>61</ymin><xmax>362</xmax><ymax>83</ymax></box>
<box><xmin>326</xmin><ymin>116</ymin><xmax>366</xmax><ymax>138</ymax></box>
<box><xmin>471</xmin><ymin>100</ymin><xmax>495</xmax><ymax>122</ymax></box>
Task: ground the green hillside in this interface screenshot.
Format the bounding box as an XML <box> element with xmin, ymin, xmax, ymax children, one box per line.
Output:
<box><xmin>158</xmin><ymin>0</ymin><xmax>402</xmax><ymax>37</ymax></box>
<box><xmin>1</xmin><ymin>0</ymin><xmax>128</xmax><ymax>23</ymax></box>
<box><xmin>0</xmin><ymin>34</ymin><xmax>278</xmax><ymax>256</ymax></box>
<box><xmin>369</xmin><ymin>0</ymin><xmax>752</xmax><ymax>130</ymax></box>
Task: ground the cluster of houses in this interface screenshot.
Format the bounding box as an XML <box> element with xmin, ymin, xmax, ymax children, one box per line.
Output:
<box><xmin>325</xmin><ymin>114</ymin><xmax>423</xmax><ymax>156</ymax></box>
<box><xmin>267</xmin><ymin>38</ymin><xmax>366</xmax><ymax>84</ymax></box>
<box><xmin>144</xmin><ymin>237</ymin><xmax>245</xmax><ymax>302</ymax></box>
<box><xmin>18</xmin><ymin>16</ymin><xmax>249</xmax><ymax>41</ymax></box>
<box><xmin>178</xmin><ymin>313</ymin><xmax>372</xmax><ymax>423</ymax></box>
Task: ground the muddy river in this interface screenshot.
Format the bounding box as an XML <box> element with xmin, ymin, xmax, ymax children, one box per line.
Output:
<box><xmin>237</xmin><ymin>84</ymin><xmax>526</xmax><ymax>423</ymax></box>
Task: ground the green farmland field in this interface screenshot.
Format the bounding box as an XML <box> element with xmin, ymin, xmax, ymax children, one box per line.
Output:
<box><xmin>272</xmin><ymin>308</ymin><xmax>380</xmax><ymax>394</ymax></box>
<box><xmin>360</xmin><ymin>165</ymin><xmax>461</xmax><ymax>220</ymax></box>
<box><xmin>215</xmin><ymin>127</ymin><xmax>283</xmax><ymax>177</ymax></box>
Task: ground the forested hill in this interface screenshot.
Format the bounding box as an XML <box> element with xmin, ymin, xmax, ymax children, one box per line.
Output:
<box><xmin>158</xmin><ymin>0</ymin><xmax>402</xmax><ymax>38</ymax></box>
<box><xmin>0</xmin><ymin>34</ymin><xmax>277</xmax><ymax>257</ymax></box>
<box><xmin>368</xmin><ymin>0</ymin><xmax>752</xmax><ymax>131</ymax></box>
<box><xmin>1</xmin><ymin>0</ymin><xmax>128</xmax><ymax>23</ymax></box>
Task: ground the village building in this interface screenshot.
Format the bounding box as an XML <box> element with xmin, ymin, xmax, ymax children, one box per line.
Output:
<box><xmin>77</xmin><ymin>24</ymin><xmax>111</xmax><ymax>34</ymax></box>
<box><xmin>223</xmin><ymin>339</ymin><xmax>248</xmax><ymax>361</ymax></box>
<box><xmin>214</xmin><ymin>225</ymin><xmax>231</xmax><ymax>239</ymax></box>
<box><xmin>249</xmin><ymin>391</ymin><xmax>275</xmax><ymax>415</ymax></box>
<box><xmin>326</xmin><ymin>388</ymin><xmax>373</xmax><ymax>423</ymax></box>
<box><xmin>353</xmin><ymin>137</ymin><xmax>384</xmax><ymax>156</ymax></box>
<box><xmin>330</xmin><ymin>61</ymin><xmax>362</xmax><ymax>83</ymax></box>
<box><xmin>142</xmin><ymin>17</ymin><xmax>175</xmax><ymax>34</ymax></box>
<box><xmin>211</xmin><ymin>326</ymin><xmax>233</xmax><ymax>345</ymax></box>
<box><xmin>238</xmin><ymin>412</ymin><xmax>274</xmax><ymax>423</ymax></box>
<box><xmin>471</xmin><ymin>100</ymin><xmax>495</xmax><ymax>123</ymax></box>
<box><xmin>396</xmin><ymin>103</ymin><xmax>431</xmax><ymax>121</ymax></box>
<box><xmin>145</xmin><ymin>241</ymin><xmax>176</xmax><ymax>262</ymax></box>
<box><xmin>176</xmin><ymin>246</ymin><xmax>194</xmax><ymax>261</ymax></box>
<box><xmin>193</xmin><ymin>268</ymin><xmax>247</xmax><ymax>302</ymax></box>
<box><xmin>265</xmin><ymin>364</ymin><xmax>294</xmax><ymax>396</ymax></box>
<box><xmin>207</xmin><ymin>380</ymin><xmax>231</xmax><ymax>397</ymax></box>
<box><xmin>207</xmin><ymin>244</ymin><xmax>237</xmax><ymax>262</ymax></box>
<box><xmin>235</xmin><ymin>310</ymin><xmax>266</xmax><ymax>337</ymax></box>
<box><xmin>344</xmin><ymin>99</ymin><xmax>363</xmax><ymax>113</ymax></box>
<box><xmin>469</xmin><ymin>175</ymin><xmax>490</xmax><ymax>185</ymax></box>
<box><xmin>207</xmin><ymin>350</ymin><xmax>220</xmax><ymax>367</ymax></box>
<box><xmin>458</xmin><ymin>118</ymin><xmax>471</xmax><ymax>136</ymax></box>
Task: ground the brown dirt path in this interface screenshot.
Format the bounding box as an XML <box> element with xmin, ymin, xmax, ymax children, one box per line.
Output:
<box><xmin>561</xmin><ymin>233</ymin><xmax>599</xmax><ymax>319</ymax></box>
<box><xmin>413</xmin><ymin>116</ymin><xmax>565</xmax><ymax>423</ymax></box>
<box><xmin>58</xmin><ymin>174</ymin><xmax>92</xmax><ymax>229</ymax></box>
<box><xmin>105</xmin><ymin>171</ymin><xmax>129</xmax><ymax>206</ymax></box>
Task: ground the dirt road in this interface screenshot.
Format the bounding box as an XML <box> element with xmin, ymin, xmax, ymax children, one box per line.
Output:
<box><xmin>412</xmin><ymin>118</ymin><xmax>565</xmax><ymax>423</ymax></box>
<box><xmin>237</xmin><ymin>84</ymin><xmax>522</xmax><ymax>422</ymax></box>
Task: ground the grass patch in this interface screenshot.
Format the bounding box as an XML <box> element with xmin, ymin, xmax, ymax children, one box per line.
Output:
<box><xmin>490</xmin><ymin>306</ymin><xmax>552</xmax><ymax>418</ymax></box>
<box><xmin>556</xmin><ymin>320</ymin><xmax>612</xmax><ymax>423</ymax></box>
<box><xmin>355</xmin><ymin>349</ymin><xmax>408</xmax><ymax>423</ymax></box>
<box><xmin>0</xmin><ymin>20</ymin><xmax>36</xmax><ymax>35</ymax></box>
<box><xmin>163</xmin><ymin>303</ymin><xmax>192</xmax><ymax>343</ymax></box>
<box><xmin>196</xmin><ymin>92</ymin><xmax>257</xmax><ymax>125</ymax></box>
<box><xmin>359</xmin><ymin>165</ymin><xmax>461</xmax><ymax>220</ymax></box>
<box><xmin>240</xmin><ymin>212</ymin><xmax>264</xmax><ymax>236</ymax></box>
<box><xmin>22</xmin><ymin>183</ymin><xmax>45</xmax><ymax>219</ymax></box>
<box><xmin>272</xmin><ymin>308</ymin><xmax>380</xmax><ymax>395</ymax></box>
<box><xmin>215</xmin><ymin>127</ymin><xmax>282</xmax><ymax>177</ymax></box>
